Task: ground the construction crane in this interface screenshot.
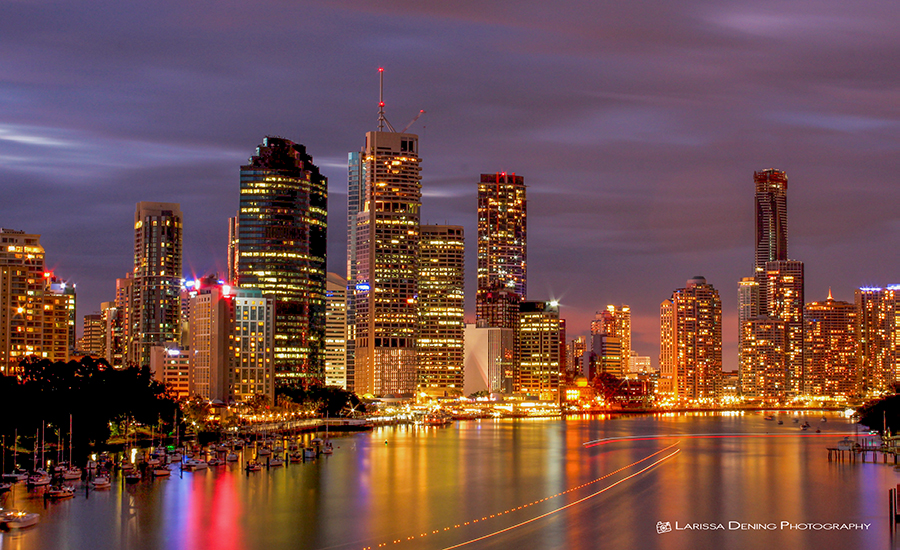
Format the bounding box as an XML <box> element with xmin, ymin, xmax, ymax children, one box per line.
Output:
<box><xmin>376</xmin><ymin>68</ymin><xmax>425</xmax><ymax>133</ymax></box>
<box><xmin>401</xmin><ymin>110</ymin><xmax>426</xmax><ymax>133</ymax></box>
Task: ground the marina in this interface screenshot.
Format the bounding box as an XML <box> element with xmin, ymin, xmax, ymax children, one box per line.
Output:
<box><xmin>1</xmin><ymin>412</ymin><xmax>896</xmax><ymax>550</ymax></box>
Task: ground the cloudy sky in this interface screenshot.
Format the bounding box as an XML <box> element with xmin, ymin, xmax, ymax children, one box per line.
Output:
<box><xmin>3</xmin><ymin>0</ymin><xmax>899</xmax><ymax>371</ymax></box>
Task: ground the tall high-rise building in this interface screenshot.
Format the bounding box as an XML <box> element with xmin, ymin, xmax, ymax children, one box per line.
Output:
<box><xmin>417</xmin><ymin>225</ymin><xmax>465</xmax><ymax>398</ymax></box>
<box><xmin>659</xmin><ymin>276</ymin><xmax>722</xmax><ymax>403</ymax></box>
<box><xmin>1</xmin><ymin>229</ymin><xmax>74</xmax><ymax>374</ymax></box>
<box><xmin>325</xmin><ymin>272</ymin><xmax>348</xmax><ymax>389</ymax></box>
<box><xmin>855</xmin><ymin>286</ymin><xmax>900</xmax><ymax>395</ymax></box>
<box><xmin>179</xmin><ymin>275</ymin><xmax>275</xmax><ymax>403</ymax></box>
<box><xmin>805</xmin><ymin>291</ymin><xmax>857</xmax><ymax>397</ymax></box>
<box><xmin>99</xmin><ymin>300</ymin><xmax>124</xmax><ymax>366</ymax></box>
<box><xmin>131</xmin><ymin>202</ymin><xmax>183</xmax><ymax>367</ymax></box>
<box><xmin>352</xmin><ymin>128</ymin><xmax>422</xmax><ymax>396</ymax></box>
<box><xmin>766</xmin><ymin>260</ymin><xmax>804</xmax><ymax>395</ymax></box>
<box><xmin>476</xmin><ymin>173</ymin><xmax>526</xmax><ymax>329</ymax></box>
<box><xmin>739</xmin><ymin>317</ymin><xmax>787</xmax><ymax>400</ymax></box>
<box><xmin>590</xmin><ymin>305</ymin><xmax>631</xmax><ymax>372</ymax></box>
<box><xmin>82</xmin><ymin>313</ymin><xmax>104</xmax><ymax>356</ymax></box>
<box><xmin>754</xmin><ymin>169</ymin><xmax>788</xmax><ymax>316</ymax></box>
<box><xmin>516</xmin><ymin>300</ymin><xmax>560</xmax><ymax>396</ymax></box>
<box><xmin>235</xmin><ymin>137</ymin><xmax>327</xmax><ymax>387</ymax></box>
<box><xmin>737</xmin><ymin>276</ymin><xmax>759</xmax><ymax>364</ymax></box>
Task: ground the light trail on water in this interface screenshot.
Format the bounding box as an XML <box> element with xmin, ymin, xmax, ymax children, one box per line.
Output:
<box><xmin>438</xmin><ymin>448</ymin><xmax>681</xmax><ymax>549</ymax></box>
<box><xmin>583</xmin><ymin>431</ymin><xmax>860</xmax><ymax>447</ymax></box>
<box><xmin>348</xmin><ymin>443</ymin><xmax>682</xmax><ymax>550</ymax></box>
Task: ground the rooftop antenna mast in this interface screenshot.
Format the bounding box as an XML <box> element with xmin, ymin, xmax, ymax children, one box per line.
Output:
<box><xmin>377</xmin><ymin>67</ymin><xmax>396</xmax><ymax>132</ymax></box>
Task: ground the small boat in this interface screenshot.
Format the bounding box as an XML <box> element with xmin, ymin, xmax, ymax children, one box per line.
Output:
<box><xmin>2</xmin><ymin>469</ymin><xmax>29</xmax><ymax>483</ymax></box>
<box><xmin>124</xmin><ymin>471</ymin><xmax>142</xmax><ymax>483</ymax></box>
<box><xmin>257</xmin><ymin>447</ymin><xmax>272</xmax><ymax>457</ymax></box>
<box><xmin>792</xmin><ymin>418</ymin><xmax>799</xmax><ymax>423</ymax></box>
<box><xmin>207</xmin><ymin>457</ymin><xmax>221</xmax><ymax>467</ymax></box>
<box><xmin>0</xmin><ymin>509</ymin><xmax>40</xmax><ymax>529</ymax></box>
<box><xmin>91</xmin><ymin>476</ymin><xmax>111</xmax><ymax>489</ymax></box>
<box><xmin>801</xmin><ymin>421</ymin><xmax>811</xmax><ymax>430</ymax></box>
<box><xmin>289</xmin><ymin>451</ymin><xmax>303</xmax><ymax>463</ymax></box>
<box><xmin>268</xmin><ymin>455</ymin><xmax>284</xmax><ymax>467</ymax></box>
<box><xmin>323</xmin><ymin>441</ymin><xmax>334</xmax><ymax>455</ymax></box>
<box><xmin>46</xmin><ymin>485</ymin><xmax>75</xmax><ymax>500</ymax></box>
<box><xmin>0</xmin><ymin>482</ymin><xmax>12</xmax><ymax>493</ymax></box>
<box><xmin>146</xmin><ymin>457</ymin><xmax>161</xmax><ymax>467</ymax></box>
<box><xmin>226</xmin><ymin>453</ymin><xmax>239</xmax><ymax>462</ymax></box>
<box><xmin>27</xmin><ymin>470</ymin><xmax>51</xmax><ymax>487</ymax></box>
<box><xmin>245</xmin><ymin>461</ymin><xmax>262</xmax><ymax>472</ymax></box>
<box><xmin>62</xmin><ymin>467</ymin><xmax>81</xmax><ymax>481</ymax></box>
<box><xmin>777</xmin><ymin>420</ymin><xmax>783</xmax><ymax>425</ymax></box>
<box><xmin>120</xmin><ymin>462</ymin><xmax>134</xmax><ymax>472</ymax></box>
<box><xmin>151</xmin><ymin>467</ymin><xmax>171</xmax><ymax>478</ymax></box>
<box><xmin>182</xmin><ymin>459</ymin><xmax>208</xmax><ymax>471</ymax></box>
<box><xmin>821</xmin><ymin>417</ymin><xmax>827</xmax><ymax>423</ymax></box>
<box><xmin>303</xmin><ymin>447</ymin><xmax>317</xmax><ymax>460</ymax></box>
<box><xmin>764</xmin><ymin>415</ymin><xmax>774</xmax><ymax>421</ymax></box>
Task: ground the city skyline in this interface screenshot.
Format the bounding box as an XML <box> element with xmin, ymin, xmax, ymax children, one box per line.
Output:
<box><xmin>3</xmin><ymin>1</ymin><xmax>900</xmax><ymax>372</ymax></box>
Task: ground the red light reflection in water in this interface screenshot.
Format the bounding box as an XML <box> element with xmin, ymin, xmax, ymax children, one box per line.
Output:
<box><xmin>179</xmin><ymin>472</ymin><xmax>244</xmax><ymax>550</ymax></box>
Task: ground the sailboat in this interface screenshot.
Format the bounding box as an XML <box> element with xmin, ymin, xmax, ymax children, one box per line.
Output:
<box><xmin>62</xmin><ymin>415</ymin><xmax>81</xmax><ymax>480</ymax></box>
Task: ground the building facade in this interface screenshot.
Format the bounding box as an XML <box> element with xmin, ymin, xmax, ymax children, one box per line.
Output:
<box><xmin>855</xmin><ymin>286</ymin><xmax>900</xmax><ymax>395</ymax></box>
<box><xmin>476</xmin><ymin>173</ymin><xmax>526</xmax><ymax>329</ymax></box>
<box><xmin>0</xmin><ymin>229</ymin><xmax>72</xmax><ymax>373</ymax></box>
<box><xmin>130</xmin><ymin>202</ymin><xmax>183</xmax><ymax>368</ymax></box>
<box><xmin>325</xmin><ymin>272</ymin><xmax>348</xmax><ymax>389</ymax></box>
<box><xmin>659</xmin><ymin>276</ymin><xmax>722</xmax><ymax>403</ymax></box>
<box><xmin>804</xmin><ymin>291</ymin><xmax>857</xmax><ymax>398</ymax></box>
<box><xmin>417</xmin><ymin>225</ymin><xmax>465</xmax><ymax>398</ymax></box>
<box><xmin>352</xmin><ymin>130</ymin><xmax>421</xmax><ymax>397</ymax></box>
<box><xmin>766</xmin><ymin>260</ymin><xmax>804</xmax><ymax>395</ymax></box>
<box><xmin>235</xmin><ymin>137</ymin><xmax>327</xmax><ymax>387</ymax></box>
<box><xmin>754</xmin><ymin>169</ymin><xmax>788</xmax><ymax>317</ymax></box>
<box><xmin>516</xmin><ymin>301</ymin><xmax>560</xmax><ymax>396</ymax></box>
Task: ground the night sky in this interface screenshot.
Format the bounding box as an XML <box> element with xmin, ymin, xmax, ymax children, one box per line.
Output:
<box><xmin>3</xmin><ymin>1</ymin><xmax>899</xmax><ymax>371</ymax></box>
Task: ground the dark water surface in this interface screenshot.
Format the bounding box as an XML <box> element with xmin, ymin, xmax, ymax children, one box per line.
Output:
<box><xmin>1</xmin><ymin>412</ymin><xmax>893</xmax><ymax>550</ymax></box>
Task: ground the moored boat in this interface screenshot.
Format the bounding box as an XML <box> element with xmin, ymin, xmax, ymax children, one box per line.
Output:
<box><xmin>1</xmin><ymin>509</ymin><xmax>40</xmax><ymax>529</ymax></box>
<box><xmin>27</xmin><ymin>470</ymin><xmax>51</xmax><ymax>487</ymax></box>
<box><xmin>46</xmin><ymin>485</ymin><xmax>75</xmax><ymax>500</ymax></box>
<box><xmin>91</xmin><ymin>475</ymin><xmax>111</xmax><ymax>489</ymax></box>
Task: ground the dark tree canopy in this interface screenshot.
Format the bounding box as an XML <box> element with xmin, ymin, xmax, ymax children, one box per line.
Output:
<box><xmin>0</xmin><ymin>356</ymin><xmax>179</xmax><ymax>466</ymax></box>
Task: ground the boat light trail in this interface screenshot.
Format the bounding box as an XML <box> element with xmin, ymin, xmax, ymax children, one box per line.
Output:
<box><xmin>583</xmin><ymin>431</ymin><xmax>860</xmax><ymax>448</ymax></box>
<box><xmin>439</xmin><ymin>448</ymin><xmax>681</xmax><ymax>550</ymax></box>
<box><xmin>349</xmin><ymin>443</ymin><xmax>681</xmax><ymax>550</ymax></box>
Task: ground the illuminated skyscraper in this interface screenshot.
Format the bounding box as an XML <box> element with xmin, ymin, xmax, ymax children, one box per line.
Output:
<box><xmin>766</xmin><ymin>260</ymin><xmax>804</xmax><ymax>395</ymax></box>
<box><xmin>590</xmin><ymin>305</ymin><xmax>631</xmax><ymax>375</ymax></box>
<box><xmin>129</xmin><ymin>202</ymin><xmax>182</xmax><ymax>367</ymax></box>
<box><xmin>477</xmin><ymin>173</ymin><xmax>526</xmax><ymax>329</ymax></box>
<box><xmin>754</xmin><ymin>169</ymin><xmax>788</xmax><ymax>316</ymax></box>
<box><xmin>417</xmin><ymin>225</ymin><xmax>465</xmax><ymax>397</ymax></box>
<box><xmin>516</xmin><ymin>301</ymin><xmax>560</xmax><ymax>396</ymax></box>
<box><xmin>659</xmin><ymin>276</ymin><xmax>722</xmax><ymax>403</ymax></box>
<box><xmin>805</xmin><ymin>291</ymin><xmax>857</xmax><ymax>397</ymax></box>
<box><xmin>739</xmin><ymin>317</ymin><xmax>787</xmax><ymax>400</ymax></box>
<box><xmin>855</xmin><ymin>286</ymin><xmax>900</xmax><ymax>395</ymax></box>
<box><xmin>82</xmin><ymin>313</ymin><xmax>104</xmax><ymax>356</ymax></box>
<box><xmin>325</xmin><ymin>272</ymin><xmax>348</xmax><ymax>389</ymax></box>
<box><xmin>180</xmin><ymin>275</ymin><xmax>275</xmax><ymax>403</ymax></box>
<box><xmin>737</xmin><ymin>276</ymin><xmax>759</xmax><ymax>363</ymax></box>
<box><xmin>352</xmin><ymin>129</ymin><xmax>422</xmax><ymax>397</ymax></box>
<box><xmin>235</xmin><ymin>137</ymin><xmax>327</xmax><ymax>387</ymax></box>
<box><xmin>0</xmin><ymin>230</ymin><xmax>73</xmax><ymax>374</ymax></box>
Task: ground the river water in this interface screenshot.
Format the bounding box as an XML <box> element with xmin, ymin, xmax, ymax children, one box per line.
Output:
<box><xmin>0</xmin><ymin>412</ymin><xmax>894</xmax><ymax>550</ymax></box>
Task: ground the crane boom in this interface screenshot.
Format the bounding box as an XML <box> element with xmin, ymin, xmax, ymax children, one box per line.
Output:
<box><xmin>401</xmin><ymin>110</ymin><xmax>426</xmax><ymax>133</ymax></box>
